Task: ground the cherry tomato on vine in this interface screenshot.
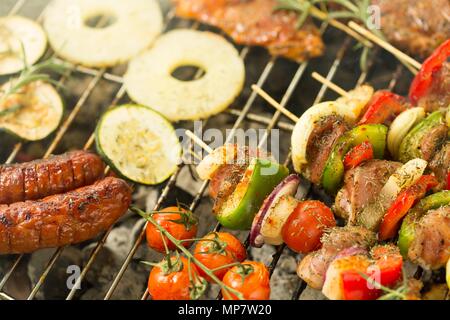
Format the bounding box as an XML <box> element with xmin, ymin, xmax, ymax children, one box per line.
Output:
<box><xmin>193</xmin><ymin>232</ymin><xmax>246</xmax><ymax>282</ymax></box>
<box><xmin>222</xmin><ymin>261</ymin><xmax>270</xmax><ymax>300</ymax></box>
<box><xmin>148</xmin><ymin>256</ymin><xmax>203</xmax><ymax>300</ymax></box>
<box><xmin>146</xmin><ymin>206</ymin><xmax>198</xmax><ymax>253</ymax></box>
<box><xmin>282</xmin><ymin>200</ymin><xmax>336</xmax><ymax>253</ymax></box>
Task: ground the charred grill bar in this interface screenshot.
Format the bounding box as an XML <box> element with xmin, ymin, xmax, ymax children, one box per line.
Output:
<box><xmin>0</xmin><ymin>0</ymin><xmax>430</xmax><ymax>300</ymax></box>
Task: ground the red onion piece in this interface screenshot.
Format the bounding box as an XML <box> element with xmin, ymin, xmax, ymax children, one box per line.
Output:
<box><xmin>250</xmin><ymin>174</ymin><xmax>301</xmax><ymax>247</ymax></box>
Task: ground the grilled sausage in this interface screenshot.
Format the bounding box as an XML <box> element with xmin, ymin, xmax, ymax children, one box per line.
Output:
<box><xmin>0</xmin><ymin>177</ymin><xmax>132</xmax><ymax>254</ymax></box>
<box><xmin>0</xmin><ymin>151</ymin><xmax>105</xmax><ymax>205</ymax></box>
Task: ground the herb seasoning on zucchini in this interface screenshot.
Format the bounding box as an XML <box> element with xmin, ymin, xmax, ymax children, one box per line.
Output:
<box><xmin>95</xmin><ymin>104</ymin><xmax>181</xmax><ymax>185</ymax></box>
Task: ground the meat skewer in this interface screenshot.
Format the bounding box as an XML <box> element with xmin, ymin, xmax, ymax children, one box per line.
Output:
<box><xmin>0</xmin><ymin>151</ymin><xmax>105</xmax><ymax>205</ymax></box>
<box><xmin>187</xmin><ymin>129</ymin><xmax>449</xmax><ymax>299</ymax></box>
<box><xmin>0</xmin><ymin>177</ymin><xmax>132</xmax><ymax>254</ymax></box>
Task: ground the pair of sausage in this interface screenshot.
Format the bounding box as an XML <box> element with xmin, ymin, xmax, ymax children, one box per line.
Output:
<box><xmin>0</xmin><ymin>151</ymin><xmax>132</xmax><ymax>254</ymax></box>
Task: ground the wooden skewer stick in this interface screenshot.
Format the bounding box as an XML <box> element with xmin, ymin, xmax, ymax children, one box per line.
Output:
<box><xmin>251</xmin><ymin>84</ymin><xmax>299</xmax><ymax>123</ymax></box>
<box><xmin>311</xmin><ymin>72</ymin><xmax>350</xmax><ymax>98</ymax></box>
<box><xmin>309</xmin><ymin>7</ymin><xmax>373</xmax><ymax>49</ymax></box>
<box><xmin>348</xmin><ymin>21</ymin><xmax>422</xmax><ymax>71</ymax></box>
<box><xmin>185</xmin><ymin>130</ymin><xmax>214</xmax><ymax>153</ymax></box>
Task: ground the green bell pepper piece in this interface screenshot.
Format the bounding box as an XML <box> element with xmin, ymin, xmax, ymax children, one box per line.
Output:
<box><xmin>398</xmin><ymin>111</ymin><xmax>444</xmax><ymax>163</ymax></box>
<box><xmin>217</xmin><ymin>158</ymin><xmax>289</xmax><ymax>230</ymax></box>
<box><xmin>321</xmin><ymin>124</ymin><xmax>388</xmax><ymax>194</ymax></box>
<box><xmin>398</xmin><ymin>190</ymin><xmax>450</xmax><ymax>257</ymax></box>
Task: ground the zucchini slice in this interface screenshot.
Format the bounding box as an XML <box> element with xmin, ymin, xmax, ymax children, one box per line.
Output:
<box><xmin>0</xmin><ymin>80</ymin><xmax>63</xmax><ymax>141</ymax></box>
<box><xmin>95</xmin><ymin>104</ymin><xmax>181</xmax><ymax>185</ymax></box>
<box><xmin>0</xmin><ymin>16</ymin><xmax>47</xmax><ymax>75</ymax></box>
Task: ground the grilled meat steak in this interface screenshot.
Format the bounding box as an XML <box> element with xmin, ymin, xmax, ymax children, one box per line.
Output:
<box><xmin>408</xmin><ymin>206</ymin><xmax>450</xmax><ymax>270</ymax></box>
<box><xmin>429</xmin><ymin>142</ymin><xmax>450</xmax><ymax>191</ymax></box>
<box><xmin>305</xmin><ymin>115</ymin><xmax>349</xmax><ymax>185</ymax></box>
<box><xmin>0</xmin><ymin>177</ymin><xmax>132</xmax><ymax>254</ymax></box>
<box><xmin>173</xmin><ymin>0</ymin><xmax>324</xmax><ymax>62</ymax></box>
<box><xmin>372</xmin><ymin>0</ymin><xmax>450</xmax><ymax>58</ymax></box>
<box><xmin>334</xmin><ymin>160</ymin><xmax>401</xmax><ymax>223</ymax></box>
<box><xmin>297</xmin><ymin>226</ymin><xmax>376</xmax><ymax>289</ymax></box>
<box><xmin>0</xmin><ymin>151</ymin><xmax>105</xmax><ymax>205</ymax></box>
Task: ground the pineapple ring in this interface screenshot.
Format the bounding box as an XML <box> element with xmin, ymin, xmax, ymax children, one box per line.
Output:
<box><xmin>124</xmin><ymin>29</ymin><xmax>245</xmax><ymax>122</ymax></box>
<box><xmin>0</xmin><ymin>16</ymin><xmax>47</xmax><ymax>75</ymax></box>
<box><xmin>43</xmin><ymin>0</ymin><xmax>163</xmax><ymax>67</ymax></box>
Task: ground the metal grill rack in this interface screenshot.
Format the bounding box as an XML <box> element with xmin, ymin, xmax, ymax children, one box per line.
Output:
<box><xmin>0</xmin><ymin>0</ymin><xmax>420</xmax><ymax>300</ymax></box>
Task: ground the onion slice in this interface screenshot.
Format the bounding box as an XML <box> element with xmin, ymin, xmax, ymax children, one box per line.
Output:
<box><xmin>387</xmin><ymin>107</ymin><xmax>425</xmax><ymax>158</ymax></box>
<box><xmin>250</xmin><ymin>174</ymin><xmax>300</xmax><ymax>247</ymax></box>
<box><xmin>196</xmin><ymin>144</ymin><xmax>237</xmax><ymax>180</ymax></box>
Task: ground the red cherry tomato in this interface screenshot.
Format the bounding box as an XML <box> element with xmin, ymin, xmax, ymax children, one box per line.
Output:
<box><xmin>222</xmin><ymin>261</ymin><xmax>270</xmax><ymax>300</ymax></box>
<box><xmin>282</xmin><ymin>200</ymin><xmax>336</xmax><ymax>253</ymax></box>
<box><xmin>146</xmin><ymin>206</ymin><xmax>198</xmax><ymax>253</ymax></box>
<box><xmin>148</xmin><ymin>256</ymin><xmax>200</xmax><ymax>300</ymax></box>
<box><xmin>193</xmin><ymin>232</ymin><xmax>246</xmax><ymax>282</ymax></box>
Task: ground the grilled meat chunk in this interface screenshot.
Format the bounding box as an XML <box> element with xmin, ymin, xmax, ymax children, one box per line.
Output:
<box><xmin>173</xmin><ymin>0</ymin><xmax>324</xmax><ymax>62</ymax></box>
<box><xmin>209</xmin><ymin>146</ymin><xmax>273</xmax><ymax>213</ymax></box>
<box><xmin>297</xmin><ymin>226</ymin><xmax>376</xmax><ymax>289</ymax></box>
<box><xmin>334</xmin><ymin>160</ymin><xmax>401</xmax><ymax>223</ymax></box>
<box><xmin>0</xmin><ymin>177</ymin><xmax>131</xmax><ymax>254</ymax></box>
<box><xmin>305</xmin><ymin>115</ymin><xmax>349</xmax><ymax>185</ymax></box>
<box><xmin>408</xmin><ymin>206</ymin><xmax>450</xmax><ymax>270</ymax></box>
<box><xmin>372</xmin><ymin>0</ymin><xmax>450</xmax><ymax>58</ymax></box>
<box><xmin>0</xmin><ymin>151</ymin><xmax>105</xmax><ymax>205</ymax></box>
<box><xmin>210</xmin><ymin>164</ymin><xmax>247</xmax><ymax>212</ymax></box>
<box><xmin>429</xmin><ymin>142</ymin><xmax>450</xmax><ymax>191</ymax></box>
<box><xmin>419</xmin><ymin>123</ymin><xmax>448</xmax><ymax>162</ymax></box>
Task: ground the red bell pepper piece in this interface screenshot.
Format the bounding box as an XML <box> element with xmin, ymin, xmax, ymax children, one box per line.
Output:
<box><xmin>341</xmin><ymin>270</ymin><xmax>381</xmax><ymax>300</ymax></box>
<box><xmin>341</xmin><ymin>245</ymin><xmax>403</xmax><ymax>300</ymax></box>
<box><xmin>409</xmin><ymin>39</ymin><xmax>450</xmax><ymax>105</ymax></box>
<box><xmin>371</xmin><ymin>246</ymin><xmax>403</xmax><ymax>286</ymax></box>
<box><xmin>379</xmin><ymin>175</ymin><xmax>438</xmax><ymax>240</ymax></box>
<box><xmin>358</xmin><ymin>91</ymin><xmax>408</xmax><ymax>126</ymax></box>
<box><xmin>343</xmin><ymin>141</ymin><xmax>374</xmax><ymax>170</ymax></box>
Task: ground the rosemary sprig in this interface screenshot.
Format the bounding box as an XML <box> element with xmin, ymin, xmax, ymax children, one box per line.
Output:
<box><xmin>133</xmin><ymin>207</ymin><xmax>245</xmax><ymax>300</ymax></box>
<box><xmin>0</xmin><ymin>58</ymin><xmax>68</xmax><ymax>102</ymax></box>
<box><xmin>0</xmin><ymin>46</ymin><xmax>69</xmax><ymax>116</ymax></box>
<box><xmin>276</xmin><ymin>0</ymin><xmax>385</xmax><ymax>71</ymax></box>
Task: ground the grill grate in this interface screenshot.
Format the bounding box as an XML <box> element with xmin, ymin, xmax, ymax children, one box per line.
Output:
<box><xmin>0</xmin><ymin>0</ymin><xmax>414</xmax><ymax>300</ymax></box>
